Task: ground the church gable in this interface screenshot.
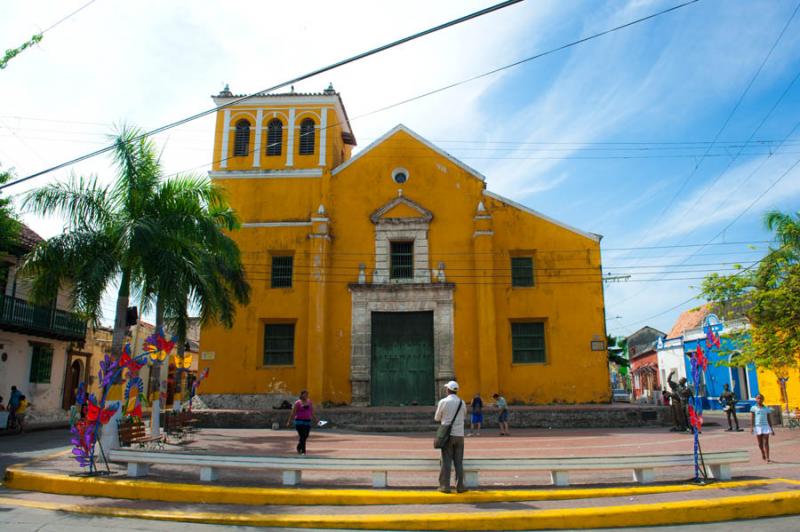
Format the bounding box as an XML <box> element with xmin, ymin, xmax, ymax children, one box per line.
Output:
<box><xmin>332</xmin><ymin>124</ymin><xmax>486</xmax><ymax>183</ymax></box>
<box><xmin>370</xmin><ymin>195</ymin><xmax>433</xmax><ymax>224</ymax></box>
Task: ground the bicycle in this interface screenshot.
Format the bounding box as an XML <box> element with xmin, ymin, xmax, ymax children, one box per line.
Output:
<box><xmin>1</xmin><ymin>414</ymin><xmax>24</xmax><ymax>435</ymax></box>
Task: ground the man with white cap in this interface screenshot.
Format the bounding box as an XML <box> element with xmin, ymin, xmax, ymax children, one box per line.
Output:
<box><xmin>434</xmin><ymin>380</ymin><xmax>467</xmax><ymax>493</ymax></box>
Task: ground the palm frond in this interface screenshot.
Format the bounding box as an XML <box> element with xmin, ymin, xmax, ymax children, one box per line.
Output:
<box><xmin>21</xmin><ymin>174</ymin><xmax>113</xmax><ymax>230</ymax></box>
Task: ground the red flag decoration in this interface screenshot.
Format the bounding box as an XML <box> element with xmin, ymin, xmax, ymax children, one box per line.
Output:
<box><xmin>694</xmin><ymin>345</ymin><xmax>708</xmax><ymax>371</ymax></box>
<box><xmin>705</xmin><ymin>328</ymin><xmax>720</xmax><ymax>349</ymax></box>
<box><xmin>688</xmin><ymin>404</ymin><xmax>703</xmax><ymax>430</ymax></box>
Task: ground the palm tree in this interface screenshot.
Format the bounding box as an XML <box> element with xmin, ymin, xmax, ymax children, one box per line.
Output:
<box><xmin>21</xmin><ymin>127</ymin><xmax>250</xmax><ymax>366</ymax></box>
<box><xmin>139</xmin><ymin>175</ymin><xmax>250</xmax><ymax>416</ymax></box>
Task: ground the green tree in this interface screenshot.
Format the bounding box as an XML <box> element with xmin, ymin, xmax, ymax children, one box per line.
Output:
<box><xmin>700</xmin><ymin>210</ymin><xmax>800</xmax><ymax>412</ymax></box>
<box><xmin>21</xmin><ymin>127</ymin><xmax>250</xmax><ymax>365</ymax></box>
<box><xmin>607</xmin><ymin>335</ymin><xmax>630</xmax><ymax>390</ymax></box>
<box><xmin>1</xmin><ymin>33</ymin><xmax>43</xmax><ymax>70</ymax></box>
<box><xmin>0</xmin><ymin>165</ymin><xmax>22</xmax><ymax>254</ymax></box>
<box><xmin>139</xmin><ymin>175</ymin><xmax>250</xmax><ymax>416</ymax></box>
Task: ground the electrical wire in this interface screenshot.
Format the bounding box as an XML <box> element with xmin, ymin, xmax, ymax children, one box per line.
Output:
<box><xmin>0</xmin><ymin>0</ymin><xmax>525</xmax><ymax>191</ymax></box>
<box><xmin>0</xmin><ymin>0</ymin><xmax>701</xmax><ymax>192</ymax></box>
<box><xmin>39</xmin><ymin>0</ymin><xmax>97</xmax><ymax>34</ymax></box>
<box><xmin>607</xmin><ymin>243</ymin><xmax>787</xmax><ymax>333</ymax></box>
<box><xmin>649</xmin><ymin>1</ymin><xmax>800</xmax><ymax>227</ymax></box>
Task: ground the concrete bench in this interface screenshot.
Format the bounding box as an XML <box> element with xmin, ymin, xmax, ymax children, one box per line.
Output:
<box><xmin>109</xmin><ymin>449</ymin><xmax>749</xmax><ymax>488</ymax></box>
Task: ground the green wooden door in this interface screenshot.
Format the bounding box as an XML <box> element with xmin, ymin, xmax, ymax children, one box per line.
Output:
<box><xmin>371</xmin><ymin>311</ymin><xmax>435</xmax><ymax>406</ymax></box>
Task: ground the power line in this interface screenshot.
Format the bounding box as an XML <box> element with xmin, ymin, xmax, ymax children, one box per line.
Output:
<box><xmin>8</xmin><ymin>115</ymin><xmax>800</xmax><ymax>148</ymax></box>
<box><xmin>608</xmin><ymin>243</ymin><xmax>787</xmax><ymax>333</ymax></box>
<box><xmin>605</xmin><ymin>0</ymin><xmax>800</xmax><ymax>285</ymax></box>
<box><xmin>8</xmin><ymin>133</ymin><xmax>800</xmax><ymax>160</ymax></box>
<box><xmin>654</xmin><ymin>1</ymin><xmax>800</xmax><ymax>222</ymax></box>
<box><xmin>0</xmin><ymin>0</ymin><xmax>525</xmax><ymax>192</ymax></box>
<box><xmin>40</xmin><ymin>0</ymin><xmax>97</xmax><ymax>34</ymax></box>
<box><xmin>10</xmin><ymin>130</ymin><xmax>800</xmax><ymax>153</ymax></box>
<box><xmin>605</xmin><ymin>116</ymin><xmax>800</xmax><ymax>310</ymax></box>
<box><xmin>236</xmin><ymin>239</ymin><xmax>768</xmax><ymax>255</ymax></box>
<box><xmin>349</xmin><ymin>0</ymin><xmax>700</xmax><ymax>121</ymax></box>
<box><xmin>0</xmin><ymin>0</ymin><xmax>701</xmax><ymax>192</ymax></box>
<box><xmin>43</xmin><ymin>0</ymin><xmax>702</xmax><ymax>186</ymax></box>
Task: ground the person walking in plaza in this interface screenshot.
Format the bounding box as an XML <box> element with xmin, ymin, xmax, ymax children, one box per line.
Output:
<box><xmin>286</xmin><ymin>390</ymin><xmax>316</xmax><ymax>455</ymax></box>
<box><xmin>750</xmin><ymin>394</ymin><xmax>774</xmax><ymax>463</ymax></box>
<box><xmin>468</xmin><ymin>393</ymin><xmax>483</xmax><ymax>436</ymax></box>
<box><xmin>493</xmin><ymin>393</ymin><xmax>510</xmax><ymax>436</ymax></box>
<box><xmin>719</xmin><ymin>383</ymin><xmax>742</xmax><ymax>432</ymax></box>
<box><xmin>434</xmin><ymin>380</ymin><xmax>466</xmax><ymax>493</ymax></box>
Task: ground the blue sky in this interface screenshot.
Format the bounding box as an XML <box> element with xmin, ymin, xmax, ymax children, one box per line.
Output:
<box><xmin>1</xmin><ymin>0</ymin><xmax>799</xmax><ymax>334</ymax></box>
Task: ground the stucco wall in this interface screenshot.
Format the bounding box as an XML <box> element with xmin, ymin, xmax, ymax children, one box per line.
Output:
<box><xmin>0</xmin><ymin>330</ymin><xmax>70</xmax><ymax>424</ymax></box>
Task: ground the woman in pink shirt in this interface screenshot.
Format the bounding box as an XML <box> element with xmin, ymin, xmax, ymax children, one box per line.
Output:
<box><xmin>286</xmin><ymin>390</ymin><xmax>316</xmax><ymax>455</ymax></box>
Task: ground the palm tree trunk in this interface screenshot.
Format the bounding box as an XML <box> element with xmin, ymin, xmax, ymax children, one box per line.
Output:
<box><xmin>110</xmin><ymin>268</ymin><xmax>131</xmax><ymax>360</ymax></box>
<box><xmin>150</xmin><ymin>298</ymin><xmax>166</xmax><ymax>436</ymax></box>
<box><xmin>175</xmin><ymin>332</ymin><xmax>187</xmax><ymax>410</ymax></box>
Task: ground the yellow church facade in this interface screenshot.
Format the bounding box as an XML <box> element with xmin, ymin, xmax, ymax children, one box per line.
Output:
<box><xmin>198</xmin><ymin>86</ymin><xmax>610</xmax><ymax>407</ymax></box>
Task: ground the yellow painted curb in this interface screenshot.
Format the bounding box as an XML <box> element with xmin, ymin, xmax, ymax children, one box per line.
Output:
<box><xmin>0</xmin><ymin>490</ymin><xmax>799</xmax><ymax>529</ymax></box>
<box><xmin>2</xmin><ymin>466</ymin><xmax>795</xmax><ymax>506</ymax></box>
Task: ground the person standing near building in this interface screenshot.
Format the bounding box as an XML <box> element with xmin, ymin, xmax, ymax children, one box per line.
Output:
<box><xmin>468</xmin><ymin>393</ymin><xmax>483</xmax><ymax>437</ymax></box>
<box><xmin>7</xmin><ymin>386</ymin><xmax>21</xmax><ymax>428</ymax></box>
<box><xmin>750</xmin><ymin>394</ymin><xmax>774</xmax><ymax>463</ymax></box>
<box><xmin>286</xmin><ymin>390</ymin><xmax>316</xmax><ymax>455</ymax></box>
<box><xmin>719</xmin><ymin>383</ymin><xmax>742</xmax><ymax>432</ymax></box>
<box><xmin>493</xmin><ymin>393</ymin><xmax>510</xmax><ymax>436</ymax></box>
<box><xmin>434</xmin><ymin>381</ymin><xmax>466</xmax><ymax>493</ymax></box>
<box><xmin>14</xmin><ymin>395</ymin><xmax>29</xmax><ymax>432</ymax></box>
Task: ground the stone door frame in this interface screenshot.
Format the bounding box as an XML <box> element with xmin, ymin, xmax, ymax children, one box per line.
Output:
<box><xmin>349</xmin><ymin>283</ymin><xmax>455</xmax><ymax>406</ymax></box>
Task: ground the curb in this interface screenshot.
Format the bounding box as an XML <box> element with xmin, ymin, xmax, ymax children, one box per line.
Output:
<box><xmin>4</xmin><ymin>467</ymin><xmax>795</xmax><ymax>506</ymax></box>
<box><xmin>1</xmin><ymin>490</ymin><xmax>799</xmax><ymax>529</ymax></box>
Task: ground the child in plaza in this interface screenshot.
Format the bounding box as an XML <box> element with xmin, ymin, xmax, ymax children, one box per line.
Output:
<box><xmin>469</xmin><ymin>393</ymin><xmax>483</xmax><ymax>436</ymax></box>
<box><xmin>15</xmin><ymin>395</ymin><xmax>29</xmax><ymax>431</ymax></box>
<box><xmin>286</xmin><ymin>390</ymin><xmax>316</xmax><ymax>455</ymax></box>
<box><xmin>750</xmin><ymin>394</ymin><xmax>774</xmax><ymax>462</ymax></box>
<box><xmin>493</xmin><ymin>393</ymin><xmax>509</xmax><ymax>436</ymax></box>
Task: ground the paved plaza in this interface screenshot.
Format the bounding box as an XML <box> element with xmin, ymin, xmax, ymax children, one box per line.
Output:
<box><xmin>1</xmin><ymin>417</ymin><xmax>799</xmax><ymax>530</ymax></box>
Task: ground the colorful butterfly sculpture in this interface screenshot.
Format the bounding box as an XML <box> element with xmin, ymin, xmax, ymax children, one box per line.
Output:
<box><xmin>143</xmin><ymin>327</ymin><xmax>177</xmax><ymax>362</ymax></box>
<box><xmin>175</xmin><ymin>352</ymin><xmax>193</xmax><ymax>369</ymax></box>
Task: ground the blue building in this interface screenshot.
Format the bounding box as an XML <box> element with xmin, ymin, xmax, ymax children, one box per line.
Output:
<box><xmin>681</xmin><ymin>316</ymin><xmax>758</xmax><ymax>412</ymax></box>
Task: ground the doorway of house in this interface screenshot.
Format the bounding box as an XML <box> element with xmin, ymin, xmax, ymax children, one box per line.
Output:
<box><xmin>63</xmin><ymin>359</ymin><xmax>82</xmax><ymax>409</ymax></box>
<box><xmin>370</xmin><ymin>311</ymin><xmax>434</xmax><ymax>406</ymax></box>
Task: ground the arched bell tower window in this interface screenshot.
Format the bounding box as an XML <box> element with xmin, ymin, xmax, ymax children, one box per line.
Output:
<box><xmin>299</xmin><ymin>118</ymin><xmax>315</xmax><ymax>155</ymax></box>
<box><xmin>266</xmin><ymin>119</ymin><xmax>283</xmax><ymax>156</ymax></box>
<box><xmin>233</xmin><ymin>119</ymin><xmax>250</xmax><ymax>156</ymax></box>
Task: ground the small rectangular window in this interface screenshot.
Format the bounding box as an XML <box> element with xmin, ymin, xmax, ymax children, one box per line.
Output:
<box><xmin>390</xmin><ymin>241</ymin><xmax>414</xmax><ymax>279</ymax></box>
<box><xmin>271</xmin><ymin>255</ymin><xmax>293</xmax><ymax>288</ymax></box>
<box><xmin>263</xmin><ymin>323</ymin><xmax>294</xmax><ymax>366</ymax></box>
<box><xmin>511</xmin><ymin>257</ymin><xmax>534</xmax><ymax>287</ymax></box>
<box><xmin>511</xmin><ymin>322</ymin><xmax>545</xmax><ymax>364</ymax></box>
<box><xmin>29</xmin><ymin>343</ymin><xmax>54</xmax><ymax>383</ymax></box>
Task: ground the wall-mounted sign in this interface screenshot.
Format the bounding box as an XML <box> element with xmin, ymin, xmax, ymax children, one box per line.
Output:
<box><xmin>200</xmin><ymin>351</ymin><xmax>216</xmax><ymax>361</ymax></box>
<box><xmin>590</xmin><ymin>340</ymin><xmax>605</xmax><ymax>351</ymax></box>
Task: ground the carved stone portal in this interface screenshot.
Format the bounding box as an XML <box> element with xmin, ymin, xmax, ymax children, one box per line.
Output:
<box><xmin>349</xmin><ymin>283</ymin><xmax>455</xmax><ymax>406</ymax></box>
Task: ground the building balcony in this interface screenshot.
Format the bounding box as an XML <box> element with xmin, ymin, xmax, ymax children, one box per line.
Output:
<box><xmin>0</xmin><ymin>294</ymin><xmax>87</xmax><ymax>341</ymax></box>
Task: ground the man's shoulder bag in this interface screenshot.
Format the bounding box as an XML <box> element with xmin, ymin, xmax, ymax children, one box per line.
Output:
<box><xmin>434</xmin><ymin>399</ymin><xmax>463</xmax><ymax>449</ymax></box>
